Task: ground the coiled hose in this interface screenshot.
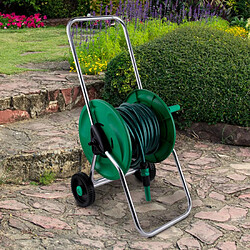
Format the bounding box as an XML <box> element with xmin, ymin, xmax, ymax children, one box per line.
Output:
<box><xmin>116</xmin><ymin>103</ymin><xmax>161</xmax><ymax>201</ymax></box>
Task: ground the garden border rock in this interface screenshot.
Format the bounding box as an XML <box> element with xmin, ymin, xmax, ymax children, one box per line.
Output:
<box><xmin>44</xmin><ymin>18</ymin><xmax>70</xmax><ymax>27</ymax></box>
<box><xmin>183</xmin><ymin>122</ymin><xmax>249</xmax><ymax>147</ymax></box>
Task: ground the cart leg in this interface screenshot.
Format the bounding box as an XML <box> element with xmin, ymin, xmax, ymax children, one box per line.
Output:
<box><xmin>105</xmin><ymin>149</ymin><xmax>192</xmax><ymax>238</ymax></box>
<box><xmin>89</xmin><ymin>154</ymin><xmax>97</xmax><ymax>183</ymax></box>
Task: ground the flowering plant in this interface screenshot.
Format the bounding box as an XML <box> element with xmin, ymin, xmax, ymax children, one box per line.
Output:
<box><xmin>0</xmin><ymin>12</ymin><xmax>47</xmax><ymax>29</ymax></box>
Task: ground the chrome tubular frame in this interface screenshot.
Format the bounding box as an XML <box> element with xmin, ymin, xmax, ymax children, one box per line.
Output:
<box><xmin>66</xmin><ymin>16</ymin><xmax>142</xmax><ymax>125</ymax></box>
<box><xmin>104</xmin><ymin>150</ymin><xmax>192</xmax><ymax>238</ymax></box>
<box><xmin>66</xmin><ymin>16</ymin><xmax>192</xmax><ymax>237</ymax></box>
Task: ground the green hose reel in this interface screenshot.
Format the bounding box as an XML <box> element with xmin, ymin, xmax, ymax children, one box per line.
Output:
<box><xmin>79</xmin><ymin>89</ymin><xmax>180</xmax><ymax>180</ymax></box>
<box><xmin>68</xmin><ymin>16</ymin><xmax>192</xmax><ymax>237</ymax></box>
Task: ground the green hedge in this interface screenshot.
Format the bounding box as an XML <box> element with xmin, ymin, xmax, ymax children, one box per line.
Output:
<box><xmin>103</xmin><ymin>24</ymin><xmax>250</xmax><ymax>128</ymax></box>
<box><xmin>0</xmin><ymin>0</ymin><xmax>90</xmax><ymax>18</ymax></box>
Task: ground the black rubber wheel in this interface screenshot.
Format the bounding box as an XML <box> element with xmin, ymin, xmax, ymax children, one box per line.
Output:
<box><xmin>71</xmin><ymin>172</ymin><xmax>95</xmax><ymax>207</ymax></box>
<box><xmin>134</xmin><ymin>163</ymin><xmax>156</xmax><ymax>182</ymax></box>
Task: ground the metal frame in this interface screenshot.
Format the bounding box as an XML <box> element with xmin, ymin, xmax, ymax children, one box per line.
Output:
<box><xmin>66</xmin><ymin>15</ymin><xmax>192</xmax><ymax>237</ymax></box>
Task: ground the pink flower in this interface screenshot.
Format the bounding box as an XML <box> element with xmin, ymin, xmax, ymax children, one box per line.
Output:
<box><xmin>4</xmin><ymin>26</ymin><xmax>7</xmax><ymax>29</ymax></box>
<box><xmin>43</xmin><ymin>15</ymin><xmax>47</xmax><ymax>20</ymax></box>
<box><xmin>0</xmin><ymin>12</ymin><xmax>45</xmax><ymax>29</ymax></box>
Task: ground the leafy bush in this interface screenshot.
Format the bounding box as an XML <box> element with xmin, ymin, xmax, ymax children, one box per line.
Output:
<box><xmin>103</xmin><ymin>24</ymin><xmax>250</xmax><ymax>128</ymax></box>
<box><xmin>39</xmin><ymin>0</ymin><xmax>91</xmax><ymax>18</ymax></box>
<box><xmin>1</xmin><ymin>0</ymin><xmax>41</xmax><ymax>16</ymax></box>
<box><xmin>0</xmin><ymin>0</ymin><xmax>91</xmax><ymax>18</ymax></box>
<box><xmin>90</xmin><ymin>0</ymin><xmax>120</xmax><ymax>15</ymax></box>
<box><xmin>230</xmin><ymin>16</ymin><xmax>248</xmax><ymax>29</ymax></box>
<box><xmin>226</xmin><ymin>0</ymin><xmax>250</xmax><ymax>20</ymax></box>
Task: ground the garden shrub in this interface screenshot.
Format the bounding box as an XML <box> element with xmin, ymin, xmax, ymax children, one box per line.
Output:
<box><xmin>0</xmin><ymin>0</ymin><xmax>91</xmax><ymax>18</ymax></box>
<box><xmin>103</xmin><ymin>24</ymin><xmax>250</xmax><ymax>128</ymax></box>
<box><xmin>90</xmin><ymin>0</ymin><xmax>121</xmax><ymax>15</ymax></box>
<box><xmin>39</xmin><ymin>0</ymin><xmax>91</xmax><ymax>18</ymax></box>
<box><xmin>226</xmin><ymin>0</ymin><xmax>250</xmax><ymax>20</ymax></box>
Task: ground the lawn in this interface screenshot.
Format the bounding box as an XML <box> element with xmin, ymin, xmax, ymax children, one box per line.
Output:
<box><xmin>0</xmin><ymin>27</ymin><xmax>69</xmax><ymax>74</ymax></box>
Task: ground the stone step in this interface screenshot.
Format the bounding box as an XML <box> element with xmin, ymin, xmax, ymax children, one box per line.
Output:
<box><xmin>0</xmin><ymin>69</ymin><xmax>104</xmax><ymax>124</ymax></box>
<box><xmin>0</xmin><ymin>107</ymin><xmax>88</xmax><ymax>183</ymax></box>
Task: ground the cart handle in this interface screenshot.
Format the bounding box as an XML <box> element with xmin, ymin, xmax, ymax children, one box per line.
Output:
<box><xmin>66</xmin><ymin>16</ymin><xmax>143</xmax><ymax>126</ymax></box>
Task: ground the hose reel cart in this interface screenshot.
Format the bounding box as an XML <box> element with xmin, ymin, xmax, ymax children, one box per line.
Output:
<box><xmin>67</xmin><ymin>16</ymin><xmax>192</xmax><ymax>237</ymax></box>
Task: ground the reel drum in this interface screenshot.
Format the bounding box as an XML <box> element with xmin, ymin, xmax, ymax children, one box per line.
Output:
<box><xmin>126</xmin><ymin>89</ymin><xmax>177</xmax><ymax>162</ymax></box>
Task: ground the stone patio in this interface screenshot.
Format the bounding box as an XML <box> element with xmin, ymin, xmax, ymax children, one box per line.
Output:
<box><xmin>0</xmin><ymin>66</ymin><xmax>249</xmax><ymax>249</ymax></box>
<box><xmin>0</xmin><ymin>131</ymin><xmax>249</xmax><ymax>249</ymax></box>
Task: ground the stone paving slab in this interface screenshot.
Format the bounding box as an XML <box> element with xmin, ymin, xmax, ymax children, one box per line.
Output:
<box><xmin>0</xmin><ymin>107</ymin><xmax>87</xmax><ymax>182</ymax></box>
<box><xmin>0</xmin><ymin>65</ymin><xmax>104</xmax><ymax>124</ymax></box>
<box><xmin>0</xmin><ymin>134</ymin><xmax>249</xmax><ymax>249</ymax></box>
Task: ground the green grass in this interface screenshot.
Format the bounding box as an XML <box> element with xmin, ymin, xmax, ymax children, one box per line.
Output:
<box><xmin>0</xmin><ymin>27</ymin><xmax>69</xmax><ymax>74</ymax></box>
<box><xmin>39</xmin><ymin>170</ymin><xmax>56</xmax><ymax>185</ymax></box>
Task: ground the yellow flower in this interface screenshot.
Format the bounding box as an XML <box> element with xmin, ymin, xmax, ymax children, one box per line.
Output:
<box><xmin>225</xmin><ymin>26</ymin><xmax>248</xmax><ymax>38</ymax></box>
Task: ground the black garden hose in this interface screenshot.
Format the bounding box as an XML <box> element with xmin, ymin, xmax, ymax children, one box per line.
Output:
<box><xmin>116</xmin><ymin>103</ymin><xmax>161</xmax><ymax>201</ymax></box>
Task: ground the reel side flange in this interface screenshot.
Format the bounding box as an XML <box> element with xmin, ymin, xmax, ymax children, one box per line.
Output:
<box><xmin>79</xmin><ymin>99</ymin><xmax>132</xmax><ymax>180</ymax></box>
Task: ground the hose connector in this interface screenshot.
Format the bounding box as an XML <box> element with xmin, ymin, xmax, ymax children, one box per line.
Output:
<box><xmin>140</xmin><ymin>163</ymin><xmax>151</xmax><ymax>201</ymax></box>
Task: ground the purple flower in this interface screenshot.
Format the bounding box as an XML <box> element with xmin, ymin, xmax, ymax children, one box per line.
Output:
<box><xmin>193</xmin><ymin>10</ymin><xmax>198</xmax><ymax>21</ymax></box>
<box><xmin>159</xmin><ymin>4</ymin><xmax>162</xmax><ymax>18</ymax></box>
<box><xmin>182</xmin><ymin>5</ymin><xmax>185</xmax><ymax>20</ymax></box>
<box><xmin>118</xmin><ymin>0</ymin><xmax>123</xmax><ymax>16</ymax></box>
<box><xmin>100</xmin><ymin>3</ymin><xmax>103</xmax><ymax>15</ymax></box>
<box><xmin>188</xmin><ymin>6</ymin><xmax>192</xmax><ymax>20</ymax></box>
<box><xmin>110</xmin><ymin>0</ymin><xmax>113</xmax><ymax>15</ymax></box>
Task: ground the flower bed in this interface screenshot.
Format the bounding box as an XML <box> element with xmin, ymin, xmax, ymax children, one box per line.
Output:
<box><xmin>0</xmin><ymin>13</ymin><xmax>47</xmax><ymax>29</ymax></box>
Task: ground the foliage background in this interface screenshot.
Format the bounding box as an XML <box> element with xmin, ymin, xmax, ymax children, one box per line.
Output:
<box><xmin>103</xmin><ymin>23</ymin><xmax>250</xmax><ymax>128</ymax></box>
<box><xmin>2</xmin><ymin>0</ymin><xmax>248</xmax><ymax>19</ymax></box>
